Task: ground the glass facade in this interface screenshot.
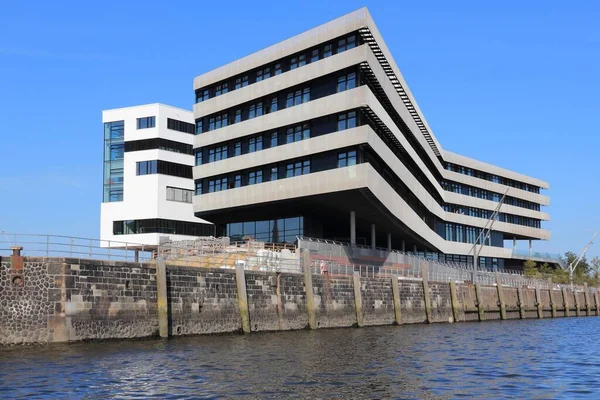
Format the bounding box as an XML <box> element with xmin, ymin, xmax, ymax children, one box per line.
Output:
<box><xmin>103</xmin><ymin>120</ymin><xmax>124</xmax><ymax>202</ymax></box>
<box><xmin>225</xmin><ymin>216</ymin><xmax>303</xmax><ymax>243</ymax></box>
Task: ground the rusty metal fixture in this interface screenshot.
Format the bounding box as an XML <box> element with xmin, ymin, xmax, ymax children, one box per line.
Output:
<box><xmin>11</xmin><ymin>275</ymin><xmax>24</xmax><ymax>287</ymax></box>
<box><xmin>10</xmin><ymin>246</ymin><xmax>24</xmax><ymax>272</ymax></box>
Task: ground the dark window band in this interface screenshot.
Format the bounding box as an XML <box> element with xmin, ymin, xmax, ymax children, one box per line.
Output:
<box><xmin>113</xmin><ymin>219</ymin><xmax>214</xmax><ymax>236</ymax></box>
<box><xmin>125</xmin><ymin>138</ymin><xmax>193</xmax><ymax>155</ymax></box>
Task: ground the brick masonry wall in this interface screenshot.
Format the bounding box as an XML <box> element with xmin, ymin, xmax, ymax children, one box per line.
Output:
<box><xmin>398</xmin><ymin>280</ymin><xmax>426</xmax><ymax>324</ymax></box>
<box><xmin>312</xmin><ymin>275</ymin><xmax>356</xmax><ymax>328</ymax></box>
<box><xmin>66</xmin><ymin>259</ymin><xmax>158</xmax><ymax>341</ymax></box>
<box><xmin>360</xmin><ymin>277</ymin><xmax>395</xmax><ymax>326</ymax></box>
<box><xmin>167</xmin><ymin>266</ymin><xmax>240</xmax><ymax>336</ymax></box>
<box><xmin>429</xmin><ymin>282</ymin><xmax>453</xmax><ymax>323</ymax></box>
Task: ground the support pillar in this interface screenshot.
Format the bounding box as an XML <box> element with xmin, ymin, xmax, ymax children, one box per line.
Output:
<box><xmin>387</xmin><ymin>233</ymin><xmax>392</xmax><ymax>252</ymax></box>
<box><xmin>391</xmin><ymin>277</ymin><xmax>402</xmax><ymax>325</ymax></box>
<box><xmin>134</xmin><ymin>250</ymin><xmax>139</xmax><ymax>263</ymax></box>
<box><xmin>235</xmin><ymin>264</ymin><xmax>251</xmax><ymax>334</ymax></box>
<box><xmin>475</xmin><ymin>283</ymin><xmax>485</xmax><ymax>321</ymax></box>
<box><xmin>495</xmin><ymin>272</ymin><xmax>506</xmax><ymax>320</ymax></box>
<box><xmin>595</xmin><ymin>291</ymin><xmax>600</xmax><ymax>316</ymax></box>
<box><xmin>421</xmin><ymin>262</ymin><xmax>432</xmax><ymax>323</ymax></box>
<box><xmin>371</xmin><ymin>224</ymin><xmax>376</xmax><ymax>250</ymax></box>
<box><xmin>401</xmin><ymin>240</ymin><xmax>406</xmax><ymax>253</ymax></box>
<box><xmin>575</xmin><ymin>289</ymin><xmax>581</xmax><ymax>317</ymax></box>
<box><xmin>535</xmin><ymin>287</ymin><xmax>543</xmax><ymax>319</ymax></box>
<box><xmin>449</xmin><ymin>281</ymin><xmax>460</xmax><ymax>322</ymax></box>
<box><xmin>302</xmin><ymin>249</ymin><xmax>317</xmax><ymax>329</ymax></box>
<box><xmin>529</xmin><ymin>240</ymin><xmax>532</xmax><ymax>256</ymax></box>
<box><xmin>513</xmin><ymin>237</ymin><xmax>516</xmax><ymax>253</ymax></box>
<box><xmin>562</xmin><ymin>287</ymin><xmax>570</xmax><ymax>317</ymax></box>
<box><xmin>517</xmin><ymin>287</ymin><xmax>526</xmax><ymax>319</ymax></box>
<box><xmin>155</xmin><ymin>259</ymin><xmax>169</xmax><ymax>339</ymax></box>
<box><xmin>584</xmin><ymin>283</ymin><xmax>591</xmax><ymax>316</ymax></box>
<box><xmin>413</xmin><ymin>244</ymin><xmax>417</xmax><ymax>255</ymax></box>
<box><xmin>350</xmin><ymin>211</ymin><xmax>356</xmax><ymax>246</ymax></box>
<box><xmin>352</xmin><ymin>272</ymin><xmax>364</xmax><ymax>327</ymax></box>
<box><xmin>548</xmin><ymin>278</ymin><xmax>557</xmax><ymax>318</ymax></box>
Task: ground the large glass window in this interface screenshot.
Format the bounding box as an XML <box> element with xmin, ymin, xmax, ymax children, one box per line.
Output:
<box><xmin>103</xmin><ymin>120</ymin><xmax>124</xmax><ymax>202</ymax></box>
<box><xmin>310</xmin><ymin>49</ymin><xmax>319</xmax><ymax>62</ymax></box>
<box><xmin>136</xmin><ymin>116</ymin><xmax>155</xmax><ymax>129</ymax></box>
<box><xmin>234</xmin><ymin>141</ymin><xmax>242</xmax><ymax>156</ymax></box>
<box><xmin>195</xmin><ymin>120</ymin><xmax>203</xmax><ymax>135</ymax></box>
<box><xmin>270</xmin><ymin>132</ymin><xmax>278</xmax><ymax>148</ymax></box>
<box><xmin>195</xmin><ymin>151</ymin><xmax>202</xmax><ymax>166</ymax></box>
<box><xmin>274</xmin><ymin>63</ymin><xmax>282</xmax><ymax>75</ymax></box>
<box><xmin>323</xmin><ymin>44</ymin><xmax>332</xmax><ymax>58</ymax></box>
<box><xmin>208</xmin><ymin>177</ymin><xmax>228</xmax><ymax>193</ymax></box>
<box><xmin>256</xmin><ymin>67</ymin><xmax>271</xmax><ymax>82</ymax></box>
<box><xmin>113</xmin><ymin>219</ymin><xmax>214</xmax><ymax>236</ymax></box>
<box><xmin>225</xmin><ymin>216</ymin><xmax>303</xmax><ymax>243</ymax></box>
<box><xmin>167</xmin><ymin>118</ymin><xmax>195</xmax><ymax>134</ymax></box>
<box><xmin>196</xmin><ymin>89</ymin><xmax>209</xmax><ymax>103</ymax></box>
<box><xmin>235</xmin><ymin>75</ymin><xmax>249</xmax><ymax>89</ymax></box>
<box><xmin>337</xmin><ymin>151</ymin><xmax>357</xmax><ymax>168</ymax></box>
<box><xmin>286</xmin><ymin>160</ymin><xmax>310</xmax><ymax>178</ymax></box>
<box><xmin>249</xmin><ymin>102</ymin><xmax>263</xmax><ymax>119</ymax></box>
<box><xmin>337</xmin><ymin>72</ymin><xmax>356</xmax><ymax>92</ymax></box>
<box><xmin>136</xmin><ymin>160</ymin><xmax>158</xmax><ymax>175</ymax></box>
<box><xmin>337</xmin><ymin>35</ymin><xmax>356</xmax><ymax>52</ymax></box>
<box><xmin>249</xmin><ymin>136</ymin><xmax>263</xmax><ymax>152</ymax></box>
<box><xmin>234</xmin><ymin>109</ymin><xmax>242</xmax><ymax>123</ymax></box>
<box><xmin>286</xmin><ymin>88</ymin><xmax>310</xmax><ymax>107</ymax></box>
<box><xmin>337</xmin><ymin>111</ymin><xmax>357</xmax><ymax>130</ymax></box>
<box><xmin>215</xmin><ymin>83</ymin><xmax>228</xmax><ymax>96</ymax></box>
<box><xmin>166</xmin><ymin>186</ymin><xmax>193</xmax><ymax>203</ymax></box>
<box><xmin>286</xmin><ymin>124</ymin><xmax>310</xmax><ymax>144</ymax></box>
<box><xmin>208</xmin><ymin>145</ymin><xmax>228</xmax><ymax>162</ymax></box>
<box><xmin>208</xmin><ymin>113</ymin><xmax>228</xmax><ymax>131</ymax></box>
<box><xmin>248</xmin><ymin>170</ymin><xmax>263</xmax><ymax>185</ymax></box>
<box><xmin>270</xmin><ymin>167</ymin><xmax>278</xmax><ymax>181</ymax></box>
<box><xmin>290</xmin><ymin>54</ymin><xmax>306</xmax><ymax>70</ymax></box>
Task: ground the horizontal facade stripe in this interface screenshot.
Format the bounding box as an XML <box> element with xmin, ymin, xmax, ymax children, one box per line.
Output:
<box><xmin>193</xmin><ymin>45</ymin><xmax>368</xmax><ymax>118</ymax></box>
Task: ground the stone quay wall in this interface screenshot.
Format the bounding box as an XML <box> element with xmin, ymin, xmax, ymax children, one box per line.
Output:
<box><xmin>2</xmin><ymin>255</ymin><xmax>600</xmax><ymax>345</ymax></box>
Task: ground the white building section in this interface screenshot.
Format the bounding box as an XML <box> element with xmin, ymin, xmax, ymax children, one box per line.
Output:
<box><xmin>100</xmin><ymin>104</ymin><xmax>213</xmax><ymax>248</ymax></box>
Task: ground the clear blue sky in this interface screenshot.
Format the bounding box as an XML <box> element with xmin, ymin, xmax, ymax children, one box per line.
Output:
<box><xmin>1</xmin><ymin>1</ymin><xmax>598</xmax><ymax>259</ymax></box>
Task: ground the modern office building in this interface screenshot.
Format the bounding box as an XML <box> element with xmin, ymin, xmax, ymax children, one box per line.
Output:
<box><xmin>101</xmin><ymin>103</ymin><xmax>213</xmax><ymax>248</ymax></box>
<box><xmin>190</xmin><ymin>8</ymin><xmax>554</xmax><ymax>269</ymax></box>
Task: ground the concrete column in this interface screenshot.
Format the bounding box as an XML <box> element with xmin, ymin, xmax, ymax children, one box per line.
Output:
<box><xmin>350</xmin><ymin>211</ymin><xmax>356</xmax><ymax>246</ymax></box>
<box><xmin>584</xmin><ymin>283</ymin><xmax>591</xmax><ymax>316</ymax></box>
<box><xmin>516</xmin><ymin>287</ymin><xmax>526</xmax><ymax>319</ymax></box>
<box><xmin>391</xmin><ymin>277</ymin><xmax>402</xmax><ymax>325</ymax></box>
<box><xmin>449</xmin><ymin>281</ymin><xmax>460</xmax><ymax>322</ymax></box>
<box><xmin>155</xmin><ymin>259</ymin><xmax>169</xmax><ymax>339</ymax></box>
<box><xmin>401</xmin><ymin>240</ymin><xmax>406</xmax><ymax>252</ymax></box>
<box><xmin>535</xmin><ymin>287</ymin><xmax>543</xmax><ymax>319</ymax></box>
<box><xmin>235</xmin><ymin>264</ymin><xmax>251</xmax><ymax>334</ymax></box>
<box><xmin>548</xmin><ymin>278</ymin><xmax>557</xmax><ymax>318</ymax></box>
<box><xmin>475</xmin><ymin>283</ymin><xmax>485</xmax><ymax>321</ymax></box>
<box><xmin>387</xmin><ymin>233</ymin><xmax>392</xmax><ymax>252</ymax></box>
<box><xmin>529</xmin><ymin>240</ymin><xmax>532</xmax><ymax>256</ymax></box>
<box><xmin>562</xmin><ymin>287</ymin><xmax>570</xmax><ymax>317</ymax></box>
<box><xmin>352</xmin><ymin>272</ymin><xmax>364</xmax><ymax>327</ymax></box>
<box><xmin>421</xmin><ymin>262</ymin><xmax>432</xmax><ymax>323</ymax></box>
<box><xmin>302</xmin><ymin>249</ymin><xmax>317</xmax><ymax>329</ymax></box>
<box><xmin>575</xmin><ymin>288</ymin><xmax>581</xmax><ymax>317</ymax></box>
<box><xmin>371</xmin><ymin>224</ymin><xmax>376</xmax><ymax>250</ymax></box>
<box><xmin>495</xmin><ymin>272</ymin><xmax>506</xmax><ymax>320</ymax></box>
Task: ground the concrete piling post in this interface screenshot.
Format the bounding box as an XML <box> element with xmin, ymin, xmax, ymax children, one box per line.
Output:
<box><xmin>352</xmin><ymin>272</ymin><xmax>364</xmax><ymax>327</ymax></box>
<box><xmin>574</xmin><ymin>289</ymin><xmax>581</xmax><ymax>317</ymax></box>
<box><xmin>155</xmin><ymin>259</ymin><xmax>169</xmax><ymax>339</ymax></box>
<box><xmin>474</xmin><ymin>283</ymin><xmax>485</xmax><ymax>321</ymax></box>
<box><xmin>535</xmin><ymin>287</ymin><xmax>543</xmax><ymax>319</ymax></box>
<box><xmin>516</xmin><ymin>287</ymin><xmax>526</xmax><ymax>319</ymax></box>
<box><xmin>495</xmin><ymin>272</ymin><xmax>506</xmax><ymax>320</ymax></box>
<box><xmin>420</xmin><ymin>262</ymin><xmax>433</xmax><ymax>324</ymax></box>
<box><xmin>235</xmin><ymin>264</ymin><xmax>251</xmax><ymax>334</ymax></box>
<box><xmin>449</xmin><ymin>281</ymin><xmax>460</xmax><ymax>323</ymax></box>
<box><xmin>548</xmin><ymin>279</ymin><xmax>557</xmax><ymax>318</ymax></box>
<box><xmin>302</xmin><ymin>249</ymin><xmax>317</xmax><ymax>330</ymax></box>
<box><xmin>595</xmin><ymin>291</ymin><xmax>600</xmax><ymax>316</ymax></box>
<box><xmin>391</xmin><ymin>277</ymin><xmax>402</xmax><ymax>325</ymax></box>
<box><xmin>584</xmin><ymin>283</ymin><xmax>591</xmax><ymax>316</ymax></box>
<box><xmin>562</xmin><ymin>287</ymin><xmax>570</xmax><ymax>317</ymax></box>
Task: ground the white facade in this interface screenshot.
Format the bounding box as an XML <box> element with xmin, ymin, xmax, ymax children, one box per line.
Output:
<box><xmin>100</xmin><ymin>103</ymin><xmax>212</xmax><ymax>248</ymax></box>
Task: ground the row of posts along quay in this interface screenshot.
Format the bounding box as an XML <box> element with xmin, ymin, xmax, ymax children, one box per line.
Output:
<box><xmin>0</xmin><ymin>236</ymin><xmax>597</xmax><ymax>345</ymax></box>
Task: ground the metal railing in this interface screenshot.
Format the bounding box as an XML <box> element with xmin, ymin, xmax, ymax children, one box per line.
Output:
<box><xmin>0</xmin><ymin>233</ymin><xmax>154</xmax><ymax>262</ymax></box>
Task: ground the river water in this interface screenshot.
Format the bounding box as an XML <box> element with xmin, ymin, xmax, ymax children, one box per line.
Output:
<box><xmin>1</xmin><ymin>318</ymin><xmax>600</xmax><ymax>399</ymax></box>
